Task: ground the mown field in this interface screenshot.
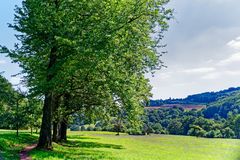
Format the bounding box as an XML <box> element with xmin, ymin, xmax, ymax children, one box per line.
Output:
<box><xmin>1</xmin><ymin>130</ymin><xmax>240</xmax><ymax>160</ymax></box>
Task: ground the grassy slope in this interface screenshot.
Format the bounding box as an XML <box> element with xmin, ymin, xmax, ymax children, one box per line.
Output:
<box><xmin>0</xmin><ymin>130</ymin><xmax>38</xmax><ymax>160</ymax></box>
<box><xmin>28</xmin><ymin>131</ymin><xmax>240</xmax><ymax>160</ymax></box>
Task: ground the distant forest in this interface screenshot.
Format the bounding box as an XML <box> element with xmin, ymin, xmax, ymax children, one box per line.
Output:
<box><xmin>149</xmin><ymin>87</ymin><xmax>240</xmax><ymax>106</ymax></box>
<box><xmin>70</xmin><ymin>87</ymin><xmax>240</xmax><ymax>139</ymax></box>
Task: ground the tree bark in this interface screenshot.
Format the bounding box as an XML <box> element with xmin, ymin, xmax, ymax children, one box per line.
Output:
<box><xmin>37</xmin><ymin>47</ymin><xmax>57</xmax><ymax>149</ymax></box>
<box><xmin>52</xmin><ymin>121</ymin><xmax>60</xmax><ymax>142</ymax></box>
<box><xmin>37</xmin><ymin>93</ymin><xmax>54</xmax><ymax>150</ymax></box>
<box><xmin>58</xmin><ymin>94</ymin><xmax>70</xmax><ymax>142</ymax></box>
<box><xmin>60</xmin><ymin>119</ymin><xmax>67</xmax><ymax>141</ymax></box>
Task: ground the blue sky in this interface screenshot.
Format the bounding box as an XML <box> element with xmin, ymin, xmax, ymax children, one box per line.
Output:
<box><xmin>0</xmin><ymin>0</ymin><xmax>22</xmax><ymax>84</ymax></box>
<box><xmin>1</xmin><ymin>0</ymin><xmax>240</xmax><ymax>99</ymax></box>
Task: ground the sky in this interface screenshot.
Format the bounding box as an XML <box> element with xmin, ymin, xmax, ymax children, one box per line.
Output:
<box><xmin>1</xmin><ymin>0</ymin><xmax>240</xmax><ymax>99</ymax></box>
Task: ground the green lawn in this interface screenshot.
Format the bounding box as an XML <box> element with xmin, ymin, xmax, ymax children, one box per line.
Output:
<box><xmin>0</xmin><ymin>130</ymin><xmax>38</xmax><ymax>159</ymax></box>
<box><xmin>30</xmin><ymin>131</ymin><xmax>240</xmax><ymax>160</ymax></box>
<box><xmin>1</xmin><ymin>130</ymin><xmax>240</xmax><ymax>160</ymax></box>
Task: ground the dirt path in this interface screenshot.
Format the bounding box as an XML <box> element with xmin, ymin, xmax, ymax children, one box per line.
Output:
<box><xmin>19</xmin><ymin>144</ymin><xmax>37</xmax><ymax>160</ymax></box>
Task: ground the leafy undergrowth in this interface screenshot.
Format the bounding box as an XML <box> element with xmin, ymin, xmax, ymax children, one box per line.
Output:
<box><xmin>30</xmin><ymin>131</ymin><xmax>240</xmax><ymax>160</ymax></box>
<box><xmin>0</xmin><ymin>130</ymin><xmax>38</xmax><ymax>160</ymax></box>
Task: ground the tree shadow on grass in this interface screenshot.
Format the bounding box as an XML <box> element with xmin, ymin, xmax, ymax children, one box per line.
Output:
<box><xmin>61</xmin><ymin>139</ymin><xmax>124</xmax><ymax>150</ymax></box>
<box><xmin>0</xmin><ymin>133</ymin><xmax>37</xmax><ymax>160</ymax></box>
<box><xmin>30</xmin><ymin>136</ymin><xmax>124</xmax><ymax>160</ymax></box>
<box><xmin>68</xmin><ymin>135</ymin><xmax>99</xmax><ymax>140</ymax></box>
<box><xmin>31</xmin><ymin>148</ymin><xmax>119</xmax><ymax>160</ymax></box>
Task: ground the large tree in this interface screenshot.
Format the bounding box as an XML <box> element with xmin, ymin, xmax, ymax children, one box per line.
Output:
<box><xmin>1</xmin><ymin>0</ymin><xmax>172</xmax><ymax>149</ymax></box>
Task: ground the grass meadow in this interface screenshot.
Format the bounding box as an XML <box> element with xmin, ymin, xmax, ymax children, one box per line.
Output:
<box><xmin>1</xmin><ymin>130</ymin><xmax>240</xmax><ymax>160</ymax></box>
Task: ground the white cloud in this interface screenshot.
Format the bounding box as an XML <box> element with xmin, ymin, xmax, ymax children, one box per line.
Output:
<box><xmin>201</xmin><ymin>70</ymin><xmax>240</xmax><ymax>80</ymax></box>
<box><xmin>158</xmin><ymin>72</ymin><xmax>171</xmax><ymax>80</ymax></box>
<box><xmin>227</xmin><ymin>36</ymin><xmax>240</xmax><ymax>50</ymax></box>
<box><xmin>10</xmin><ymin>77</ymin><xmax>21</xmax><ymax>85</ymax></box>
<box><xmin>224</xmin><ymin>70</ymin><xmax>240</xmax><ymax>76</ymax></box>
<box><xmin>201</xmin><ymin>72</ymin><xmax>221</xmax><ymax>80</ymax></box>
<box><xmin>217</xmin><ymin>52</ymin><xmax>240</xmax><ymax>66</ymax></box>
<box><xmin>173</xmin><ymin>82</ymin><xmax>196</xmax><ymax>87</ymax></box>
<box><xmin>0</xmin><ymin>60</ymin><xmax>6</xmax><ymax>64</ymax></box>
<box><xmin>181</xmin><ymin>67</ymin><xmax>216</xmax><ymax>74</ymax></box>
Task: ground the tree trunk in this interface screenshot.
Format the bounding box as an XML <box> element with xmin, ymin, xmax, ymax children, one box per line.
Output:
<box><xmin>30</xmin><ymin>126</ymin><xmax>33</xmax><ymax>135</ymax></box>
<box><xmin>37</xmin><ymin>93</ymin><xmax>54</xmax><ymax>150</ymax></box>
<box><xmin>16</xmin><ymin>99</ymin><xmax>19</xmax><ymax>136</ymax></box>
<box><xmin>52</xmin><ymin>121</ymin><xmax>60</xmax><ymax>142</ymax></box>
<box><xmin>37</xmin><ymin>47</ymin><xmax>57</xmax><ymax>149</ymax></box>
<box><xmin>59</xmin><ymin>94</ymin><xmax>70</xmax><ymax>142</ymax></box>
<box><xmin>60</xmin><ymin>119</ymin><xmax>67</xmax><ymax>141</ymax></box>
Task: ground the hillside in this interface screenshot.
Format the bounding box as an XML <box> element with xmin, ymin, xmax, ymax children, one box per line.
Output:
<box><xmin>145</xmin><ymin>104</ymin><xmax>206</xmax><ymax>111</ymax></box>
<box><xmin>149</xmin><ymin>87</ymin><xmax>240</xmax><ymax>110</ymax></box>
<box><xmin>202</xmin><ymin>91</ymin><xmax>240</xmax><ymax>119</ymax></box>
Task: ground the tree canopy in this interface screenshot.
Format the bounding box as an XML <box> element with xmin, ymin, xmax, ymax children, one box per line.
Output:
<box><xmin>1</xmin><ymin>0</ymin><xmax>172</xmax><ymax>149</ymax></box>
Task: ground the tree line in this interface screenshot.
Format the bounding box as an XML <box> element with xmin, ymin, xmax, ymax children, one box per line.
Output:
<box><xmin>70</xmin><ymin>106</ymin><xmax>240</xmax><ymax>139</ymax></box>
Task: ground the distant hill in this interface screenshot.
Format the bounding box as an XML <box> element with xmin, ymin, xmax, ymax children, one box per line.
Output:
<box><xmin>149</xmin><ymin>87</ymin><xmax>240</xmax><ymax>110</ymax></box>
<box><xmin>145</xmin><ymin>104</ymin><xmax>206</xmax><ymax>111</ymax></box>
<box><xmin>202</xmin><ymin>91</ymin><xmax>240</xmax><ymax>119</ymax></box>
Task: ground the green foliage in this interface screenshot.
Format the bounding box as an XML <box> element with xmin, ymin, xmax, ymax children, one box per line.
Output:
<box><xmin>222</xmin><ymin>127</ymin><xmax>235</xmax><ymax>138</ymax></box>
<box><xmin>69</xmin><ymin>125</ymin><xmax>80</xmax><ymax>131</ymax></box>
<box><xmin>150</xmin><ymin>87</ymin><xmax>240</xmax><ymax>106</ymax></box>
<box><xmin>0</xmin><ymin>74</ymin><xmax>42</xmax><ymax>131</ymax></box>
<box><xmin>1</xmin><ymin>0</ymin><xmax>173</xmax><ymax>148</ymax></box>
<box><xmin>234</xmin><ymin>115</ymin><xmax>240</xmax><ymax>138</ymax></box>
<box><xmin>143</xmin><ymin>107</ymin><xmax>240</xmax><ymax>139</ymax></box>
<box><xmin>167</xmin><ymin>119</ymin><xmax>183</xmax><ymax>135</ymax></box>
<box><xmin>188</xmin><ymin>125</ymin><xmax>206</xmax><ymax>137</ymax></box>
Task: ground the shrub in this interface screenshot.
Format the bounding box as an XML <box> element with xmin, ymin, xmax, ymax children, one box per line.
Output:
<box><xmin>70</xmin><ymin>125</ymin><xmax>80</xmax><ymax>131</ymax></box>
<box><xmin>94</xmin><ymin>127</ymin><xmax>102</xmax><ymax>131</ymax></box>
<box><xmin>205</xmin><ymin>130</ymin><xmax>222</xmax><ymax>138</ymax></box>
<box><xmin>80</xmin><ymin>125</ymin><xmax>86</xmax><ymax>131</ymax></box>
<box><xmin>87</xmin><ymin>125</ymin><xmax>95</xmax><ymax>131</ymax></box>
<box><xmin>188</xmin><ymin>125</ymin><xmax>206</xmax><ymax>137</ymax></box>
<box><xmin>127</xmin><ymin>128</ymin><xmax>144</xmax><ymax>135</ymax></box>
<box><xmin>222</xmin><ymin>127</ymin><xmax>235</xmax><ymax>138</ymax></box>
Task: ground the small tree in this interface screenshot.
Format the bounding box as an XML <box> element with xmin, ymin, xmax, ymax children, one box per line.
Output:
<box><xmin>188</xmin><ymin>125</ymin><xmax>206</xmax><ymax>137</ymax></box>
<box><xmin>167</xmin><ymin>119</ymin><xmax>183</xmax><ymax>135</ymax></box>
<box><xmin>222</xmin><ymin>127</ymin><xmax>235</xmax><ymax>138</ymax></box>
<box><xmin>234</xmin><ymin>115</ymin><xmax>240</xmax><ymax>138</ymax></box>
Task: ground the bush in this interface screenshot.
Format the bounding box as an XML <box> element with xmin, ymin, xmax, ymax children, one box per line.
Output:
<box><xmin>188</xmin><ymin>125</ymin><xmax>206</xmax><ymax>137</ymax></box>
<box><xmin>142</xmin><ymin>123</ymin><xmax>154</xmax><ymax>135</ymax></box>
<box><xmin>70</xmin><ymin>125</ymin><xmax>80</xmax><ymax>131</ymax></box>
<box><xmin>86</xmin><ymin>125</ymin><xmax>95</xmax><ymax>131</ymax></box>
<box><xmin>168</xmin><ymin>120</ymin><xmax>183</xmax><ymax>135</ymax></box>
<box><xmin>102</xmin><ymin>124</ymin><xmax>114</xmax><ymax>132</ymax></box>
<box><xmin>94</xmin><ymin>127</ymin><xmax>102</xmax><ymax>131</ymax></box>
<box><xmin>205</xmin><ymin>130</ymin><xmax>215</xmax><ymax>138</ymax></box>
<box><xmin>80</xmin><ymin>125</ymin><xmax>86</xmax><ymax>131</ymax></box>
<box><xmin>127</xmin><ymin>128</ymin><xmax>144</xmax><ymax>135</ymax></box>
<box><xmin>222</xmin><ymin>127</ymin><xmax>235</xmax><ymax>138</ymax></box>
<box><xmin>205</xmin><ymin>130</ymin><xmax>222</xmax><ymax>138</ymax></box>
<box><xmin>153</xmin><ymin>123</ymin><xmax>163</xmax><ymax>134</ymax></box>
